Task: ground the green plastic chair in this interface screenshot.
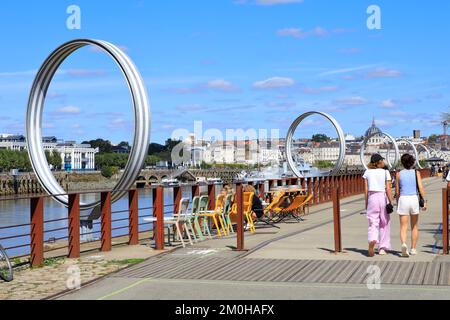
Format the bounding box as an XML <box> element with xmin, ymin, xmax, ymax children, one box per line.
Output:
<box><xmin>190</xmin><ymin>196</ymin><xmax>204</xmax><ymax>241</ymax></box>
<box><xmin>197</xmin><ymin>195</ymin><xmax>212</xmax><ymax>239</ymax></box>
<box><xmin>222</xmin><ymin>194</ymin><xmax>234</xmax><ymax>234</ymax></box>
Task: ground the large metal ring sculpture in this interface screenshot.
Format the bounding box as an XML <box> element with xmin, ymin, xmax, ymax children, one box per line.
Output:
<box><xmin>286</xmin><ymin>111</ymin><xmax>346</xmax><ymax>177</ymax></box>
<box><xmin>386</xmin><ymin>139</ymin><xmax>421</xmax><ymax>169</ymax></box>
<box><xmin>26</xmin><ymin>39</ymin><xmax>151</xmax><ymax>210</ymax></box>
<box><xmin>360</xmin><ymin>132</ymin><xmax>399</xmax><ymax>170</ymax></box>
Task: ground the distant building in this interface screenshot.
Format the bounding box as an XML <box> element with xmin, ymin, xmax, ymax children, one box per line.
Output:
<box><xmin>0</xmin><ymin>134</ymin><xmax>98</xmax><ymax>171</ymax></box>
<box><xmin>413</xmin><ymin>130</ymin><xmax>421</xmax><ymax>139</ymax></box>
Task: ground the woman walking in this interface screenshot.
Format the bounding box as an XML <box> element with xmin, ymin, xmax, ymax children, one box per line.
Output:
<box><xmin>363</xmin><ymin>154</ymin><xmax>394</xmax><ymax>257</ymax></box>
<box><xmin>395</xmin><ymin>154</ymin><xmax>427</xmax><ymax>257</ymax></box>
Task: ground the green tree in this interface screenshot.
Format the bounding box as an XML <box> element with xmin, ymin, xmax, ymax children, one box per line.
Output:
<box><xmin>312</xmin><ymin>134</ymin><xmax>330</xmax><ymax>143</ymax></box>
<box><xmin>428</xmin><ymin>134</ymin><xmax>438</xmax><ymax>144</ymax></box>
<box><xmin>82</xmin><ymin>139</ymin><xmax>113</xmax><ymax>153</ymax></box>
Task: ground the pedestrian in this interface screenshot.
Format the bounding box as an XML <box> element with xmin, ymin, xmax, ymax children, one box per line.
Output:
<box><xmin>363</xmin><ymin>154</ymin><xmax>394</xmax><ymax>257</ymax></box>
<box><xmin>395</xmin><ymin>154</ymin><xmax>427</xmax><ymax>257</ymax></box>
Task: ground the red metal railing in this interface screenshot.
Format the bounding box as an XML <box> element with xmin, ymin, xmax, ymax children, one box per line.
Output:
<box><xmin>0</xmin><ymin>169</ymin><xmax>434</xmax><ymax>266</ymax></box>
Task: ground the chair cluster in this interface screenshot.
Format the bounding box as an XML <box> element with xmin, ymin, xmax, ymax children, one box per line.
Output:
<box><xmin>145</xmin><ymin>187</ymin><xmax>314</xmax><ymax>248</ymax></box>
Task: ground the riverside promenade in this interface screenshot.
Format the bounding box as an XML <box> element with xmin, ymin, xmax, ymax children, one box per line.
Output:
<box><xmin>56</xmin><ymin>177</ymin><xmax>450</xmax><ymax>300</ymax></box>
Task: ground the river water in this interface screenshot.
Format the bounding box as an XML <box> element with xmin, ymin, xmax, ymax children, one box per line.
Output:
<box><xmin>0</xmin><ymin>186</ymin><xmax>212</xmax><ymax>258</ymax></box>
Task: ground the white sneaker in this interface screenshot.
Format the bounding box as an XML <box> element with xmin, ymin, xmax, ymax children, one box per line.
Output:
<box><xmin>410</xmin><ymin>248</ymin><xmax>418</xmax><ymax>255</ymax></box>
<box><xmin>378</xmin><ymin>249</ymin><xmax>387</xmax><ymax>255</ymax></box>
<box><xmin>401</xmin><ymin>243</ymin><xmax>410</xmax><ymax>257</ymax></box>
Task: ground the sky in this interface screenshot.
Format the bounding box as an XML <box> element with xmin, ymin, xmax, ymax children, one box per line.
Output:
<box><xmin>0</xmin><ymin>0</ymin><xmax>449</xmax><ymax>144</ymax></box>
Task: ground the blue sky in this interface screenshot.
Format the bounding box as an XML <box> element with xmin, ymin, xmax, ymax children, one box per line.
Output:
<box><xmin>0</xmin><ymin>0</ymin><xmax>449</xmax><ymax>144</ymax></box>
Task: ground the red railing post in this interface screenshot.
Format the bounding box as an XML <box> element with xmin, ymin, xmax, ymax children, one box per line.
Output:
<box><xmin>333</xmin><ymin>185</ymin><xmax>342</xmax><ymax>253</ymax></box>
<box><xmin>68</xmin><ymin>194</ymin><xmax>80</xmax><ymax>259</ymax></box>
<box><xmin>30</xmin><ymin>197</ymin><xmax>44</xmax><ymax>267</ymax></box>
<box><xmin>153</xmin><ymin>186</ymin><xmax>164</xmax><ymax>250</ymax></box>
<box><xmin>129</xmin><ymin>189</ymin><xmax>139</xmax><ymax>245</ymax></box>
<box><xmin>307</xmin><ymin>177</ymin><xmax>312</xmax><ymax>197</ymax></box>
<box><xmin>173</xmin><ymin>186</ymin><xmax>182</xmax><ymax>215</ymax></box>
<box><xmin>208</xmin><ymin>184</ymin><xmax>216</xmax><ymax>210</ymax></box>
<box><xmin>301</xmin><ymin>178</ymin><xmax>305</xmax><ymax>191</ymax></box>
<box><xmin>235</xmin><ymin>183</ymin><xmax>245</xmax><ymax>251</ymax></box>
<box><xmin>192</xmin><ymin>184</ymin><xmax>200</xmax><ymax>198</ymax></box>
<box><xmin>313</xmin><ymin>177</ymin><xmax>319</xmax><ymax>205</ymax></box>
<box><xmin>259</xmin><ymin>181</ymin><xmax>265</xmax><ymax>199</ymax></box>
<box><xmin>319</xmin><ymin>177</ymin><xmax>324</xmax><ymax>203</ymax></box>
<box><xmin>101</xmin><ymin>192</ymin><xmax>112</xmax><ymax>252</ymax></box>
<box><xmin>443</xmin><ymin>188</ymin><xmax>449</xmax><ymax>255</ymax></box>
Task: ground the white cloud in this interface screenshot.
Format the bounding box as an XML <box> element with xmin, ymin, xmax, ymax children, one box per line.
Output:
<box><xmin>334</xmin><ymin>96</ymin><xmax>368</xmax><ymax>106</ymax></box>
<box><xmin>55</xmin><ymin>106</ymin><xmax>81</xmax><ymax>114</ymax></box>
<box><xmin>252</xmin><ymin>77</ymin><xmax>295</xmax><ymax>89</ymax></box>
<box><xmin>381</xmin><ymin>99</ymin><xmax>396</xmax><ymax>108</ymax></box>
<box><xmin>366</xmin><ymin>68</ymin><xmax>402</xmax><ymax>78</ymax></box>
<box><xmin>206</xmin><ymin>79</ymin><xmax>240</xmax><ymax>92</ymax></box>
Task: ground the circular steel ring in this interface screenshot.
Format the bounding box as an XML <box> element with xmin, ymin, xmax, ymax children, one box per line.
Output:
<box><xmin>26</xmin><ymin>39</ymin><xmax>151</xmax><ymax>210</ymax></box>
<box><xmin>360</xmin><ymin>132</ymin><xmax>399</xmax><ymax>171</ymax></box>
<box><xmin>395</xmin><ymin>139</ymin><xmax>421</xmax><ymax>169</ymax></box>
<box><xmin>286</xmin><ymin>111</ymin><xmax>346</xmax><ymax>178</ymax></box>
<box><xmin>416</xmin><ymin>144</ymin><xmax>431</xmax><ymax>168</ymax></box>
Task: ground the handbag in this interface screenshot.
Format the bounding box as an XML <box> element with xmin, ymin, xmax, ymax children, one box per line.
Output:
<box><xmin>385</xmin><ymin>170</ymin><xmax>393</xmax><ymax>214</ymax></box>
<box><xmin>415</xmin><ymin>170</ymin><xmax>425</xmax><ymax>208</ymax></box>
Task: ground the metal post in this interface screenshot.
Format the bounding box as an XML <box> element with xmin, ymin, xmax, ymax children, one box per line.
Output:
<box><xmin>333</xmin><ymin>186</ymin><xmax>342</xmax><ymax>253</ymax></box>
<box><xmin>30</xmin><ymin>197</ymin><xmax>44</xmax><ymax>267</ymax></box>
<box><xmin>173</xmin><ymin>186</ymin><xmax>182</xmax><ymax>215</ymax></box>
<box><xmin>129</xmin><ymin>189</ymin><xmax>139</xmax><ymax>245</ymax></box>
<box><xmin>101</xmin><ymin>192</ymin><xmax>112</xmax><ymax>252</ymax></box>
<box><xmin>313</xmin><ymin>177</ymin><xmax>319</xmax><ymax>205</ymax></box>
<box><xmin>319</xmin><ymin>177</ymin><xmax>324</xmax><ymax>204</ymax></box>
<box><xmin>153</xmin><ymin>186</ymin><xmax>164</xmax><ymax>250</ymax></box>
<box><xmin>208</xmin><ymin>184</ymin><xmax>216</xmax><ymax>210</ymax></box>
<box><xmin>259</xmin><ymin>182</ymin><xmax>265</xmax><ymax>199</ymax></box>
<box><xmin>68</xmin><ymin>194</ymin><xmax>80</xmax><ymax>259</ymax></box>
<box><xmin>443</xmin><ymin>188</ymin><xmax>449</xmax><ymax>255</ymax></box>
<box><xmin>235</xmin><ymin>184</ymin><xmax>245</xmax><ymax>251</ymax></box>
<box><xmin>192</xmin><ymin>184</ymin><xmax>200</xmax><ymax>198</ymax></box>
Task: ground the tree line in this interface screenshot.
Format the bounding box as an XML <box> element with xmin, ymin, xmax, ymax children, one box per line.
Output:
<box><xmin>0</xmin><ymin>149</ymin><xmax>62</xmax><ymax>172</ymax></box>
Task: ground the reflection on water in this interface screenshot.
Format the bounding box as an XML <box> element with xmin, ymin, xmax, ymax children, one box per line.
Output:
<box><xmin>0</xmin><ymin>186</ymin><xmax>211</xmax><ymax>257</ymax></box>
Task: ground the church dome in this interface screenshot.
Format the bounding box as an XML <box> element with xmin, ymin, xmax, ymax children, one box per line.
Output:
<box><xmin>365</xmin><ymin>118</ymin><xmax>382</xmax><ymax>137</ymax></box>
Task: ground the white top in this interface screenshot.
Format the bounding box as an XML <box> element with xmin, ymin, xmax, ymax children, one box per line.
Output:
<box><xmin>447</xmin><ymin>172</ymin><xmax>450</xmax><ymax>182</ymax></box>
<box><xmin>363</xmin><ymin>169</ymin><xmax>391</xmax><ymax>192</ymax></box>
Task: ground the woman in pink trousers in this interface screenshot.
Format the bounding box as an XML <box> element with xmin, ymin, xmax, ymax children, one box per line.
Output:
<box><xmin>363</xmin><ymin>154</ymin><xmax>394</xmax><ymax>257</ymax></box>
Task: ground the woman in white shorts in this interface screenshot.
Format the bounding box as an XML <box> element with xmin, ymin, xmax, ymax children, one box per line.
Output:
<box><xmin>395</xmin><ymin>154</ymin><xmax>427</xmax><ymax>257</ymax></box>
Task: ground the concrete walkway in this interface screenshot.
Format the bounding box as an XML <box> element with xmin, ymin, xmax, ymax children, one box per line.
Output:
<box><xmin>56</xmin><ymin>177</ymin><xmax>450</xmax><ymax>300</ymax></box>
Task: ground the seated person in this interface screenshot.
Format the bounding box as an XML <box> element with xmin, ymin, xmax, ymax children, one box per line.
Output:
<box><xmin>243</xmin><ymin>185</ymin><xmax>264</xmax><ymax>221</ymax></box>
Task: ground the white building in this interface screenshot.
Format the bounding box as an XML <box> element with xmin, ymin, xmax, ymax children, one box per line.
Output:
<box><xmin>0</xmin><ymin>135</ymin><xmax>98</xmax><ymax>171</ymax></box>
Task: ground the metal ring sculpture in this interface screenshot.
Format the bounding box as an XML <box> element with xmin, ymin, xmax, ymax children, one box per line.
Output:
<box><xmin>26</xmin><ymin>39</ymin><xmax>151</xmax><ymax>210</ymax></box>
<box><xmin>416</xmin><ymin>144</ymin><xmax>431</xmax><ymax>168</ymax></box>
<box><xmin>286</xmin><ymin>111</ymin><xmax>346</xmax><ymax>178</ymax></box>
<box><xmin>391</xmin><ymin>139</ymin><xmax>421</xmax><ymax>169</ymax></box>
<box><xmin>360</xmin><ymin>132</ymin><xmax>400</xmax><ymax>171</ymax></box>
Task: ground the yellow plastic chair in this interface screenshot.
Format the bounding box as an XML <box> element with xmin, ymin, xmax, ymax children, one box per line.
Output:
<box><xmin>198</xmin><ymin>195</ymin><xmax>226</xmax><ymax>237</ymax></box>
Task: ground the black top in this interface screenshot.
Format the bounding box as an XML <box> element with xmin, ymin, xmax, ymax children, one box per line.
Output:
<box><xmin>252</xmin><ymin>196</ymin><xmax>264</xmax><ymax>218</ymax></box>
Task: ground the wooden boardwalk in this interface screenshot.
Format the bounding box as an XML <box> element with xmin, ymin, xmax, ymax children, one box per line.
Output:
<box><xmin>112</xmin><ymin>256</ymin><xmax>450</xmax><ymax>286</ymax></box>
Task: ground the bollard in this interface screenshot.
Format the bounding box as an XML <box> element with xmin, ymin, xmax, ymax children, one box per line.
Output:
<box><xmin>101</xmin><ymin>192</ymin><xmax>112</xmax><ymax>252</ymax></box>
<box><xmin>332</xmin><ymin>186</ymin><xmax>342</xmax><ymax>253</ymax></box>
<box><xmin>235</xmin><ymin>184</ymin><xmax>245</xmax><ymax>251</ymax></box>
<box><xmin>153</xmin><ymin>186</ymin><xmax>164</xmax><ymax>250</ymax></box>
<box><xmin>68</xmin><ymin>194</ymin><xmax>80</xmax><ymax>259</ymax></box>
<box><xmin>30</xmin><ymin>197</ymin><xmax>44</xmax><ymax>267</ymax></box>
<box><xmin>443</xmin><ymin>188</ymin><xmax>449</xmax><ymax>255</ymax></box>
<box><xmin>128</xmin><ymin>189</ymin><xmax>139</xmax><ymax>245</ymax></box>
